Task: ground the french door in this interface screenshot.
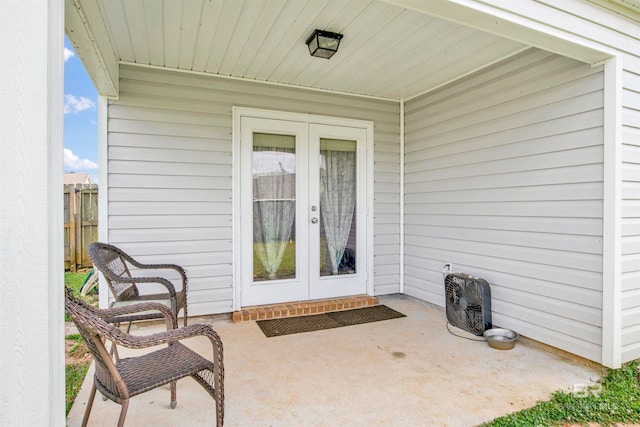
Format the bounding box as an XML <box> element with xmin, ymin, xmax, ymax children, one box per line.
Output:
<box><xmin>239</xmin><ymin>115</ymin><xmax>369</xmax><ymax>307</ymax></box>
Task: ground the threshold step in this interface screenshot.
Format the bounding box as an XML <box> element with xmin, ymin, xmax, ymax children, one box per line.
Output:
<box><xmin>232</xmin><ymin>295</ymin><xmax>379</xmax><ymax>323</ymax></box>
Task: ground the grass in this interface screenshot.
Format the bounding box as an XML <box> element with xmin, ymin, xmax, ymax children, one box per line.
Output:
<box><xmin>64</xmin><ymin>270</ymin><xmax>98</xmax><ymax>320</ymax></box>
<box><xmin>483</xmin><ymin>360</ymin><xmax>640</xmax><ymax>426</ymax></box>
<box><xmin>251</xmin><ymin>239</ymin><xmax>337</xmax><ymax>280</ymax></box>
<box><xmin>64</xmin><ymin>271</ymin><xmax>87</xmax><ymax>292</ymax></box>
<box><xmin>253</xmin><ymin>241</ymin><xmax>296</xmax><ymax>280</ymax></box>
<box><xmin>64</xmin><ymin>270</ymin><xmax>97</xmax><ymax>302</ymax></box>
<box><xmin>66</xmin><ymin>362</ymin><xmax>90</xmax><ymax>415</ymax></box>
<box><xmin>65</xmin><ymin>271</ymin><xmax>96</xmax><ymax>416</ymax></box>
<box><xmin>65</xmin><ymin>333</ymin><xmax>90</xmax><ymax>415</ymax></box>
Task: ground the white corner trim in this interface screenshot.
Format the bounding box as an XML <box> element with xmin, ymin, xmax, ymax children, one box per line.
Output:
<box><xmin>98</xmin><ymin>96</ymin><xmax>109</xmax><ymax>309</ymax></box>
<box><xmin>48</xmin><ymin>0</ymin><xmax>65</xmax><ymax>424</ymax></box>
<box><xmin>601</xmin><ymin>56</ymin><xmax>623</xmax><ymax>369</ymax></box>
<box><xmin>366</xmin><ymin>116</ymin><xmax>376</xmax><ymax>298</ymax></box>
<box><xmin>399</xmin><ymin>100</ymin><xmax>405</xmax><ymax>294</ymax></box>
<box><xmin>232</xmin><ymin>107</ymin><xmax>242</xmax><ymax>311</ymax></box>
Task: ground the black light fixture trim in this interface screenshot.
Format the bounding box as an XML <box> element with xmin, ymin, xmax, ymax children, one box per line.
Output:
<box><xmin>305</xmin><ymin>29</ymin><xmax>343</xmax><ymax>59</ymax></box>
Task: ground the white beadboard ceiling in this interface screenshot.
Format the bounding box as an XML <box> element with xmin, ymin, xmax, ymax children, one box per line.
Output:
<box><xmin>90</xmin><ymin>0</ymin><xmax>529</xmax><ymax>100</ymax></box>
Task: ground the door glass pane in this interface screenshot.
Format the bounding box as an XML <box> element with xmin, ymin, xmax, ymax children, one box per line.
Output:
<box><xmin>319</xmin><ymin>138</ymin><xmax>357</xmax><ymax>277</ymax></box>
<box><xmin>252</xmin><ymin>133</ymin><xmax>296</xmax><ymax>282</ymax></box>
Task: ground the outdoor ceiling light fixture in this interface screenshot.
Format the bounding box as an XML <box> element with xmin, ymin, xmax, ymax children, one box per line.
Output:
<box><xmin>305</xmin><ymin>29</ymin><xmax>343</xmax><ymax>59</ymax></box>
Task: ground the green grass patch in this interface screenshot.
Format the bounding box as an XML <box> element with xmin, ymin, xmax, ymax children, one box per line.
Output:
<box><xmin>65</xmin><ymin>273</ymin><xmax>96</xmax><ymax>415</ymax></box>
<box><xmin>65</xmin><ymin>270</ymin><xmax>99</xmax><ymax>301</ymax></box>
<box><xmin>251</xmin><ymin>239</ymin><xmax>334</xmax><ymax>280</ymax></box>
<box><xmin>65</xmin><ymin>333</ymin><xmax>91</xmax><ymax>415</ymax></box>
<box><xmin>64</xmin><ymin>271</ymin><xmax>87</xmax><ymax>294</ymax></box>
<box><xmin>483</xmin><ymin>361</ymin><xmax>640</xmax><ymax>427</ymax></box>
<box><xmin>65</xmin><ymin>271</ymin><xmax>98</xmax><ymax>320</ymax></box>
<box><xmin>66</xmin><ymin>362</ymin><xmax>90</xmax><ymax>415</ymax></box>
<box><xmin>66</xmin><ymin>334</ymin><xmax>85</xmax><ymax>357</ymax></box>
<box><xmin>253</xmin><ymin>241</ymin><xmax>296</xmax><ymax>280</ymax></box>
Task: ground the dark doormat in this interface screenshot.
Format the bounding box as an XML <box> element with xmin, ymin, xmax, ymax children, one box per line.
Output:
<box><xmin>256</xmin><ymin>305</ymin><xmax>406</xmax><ymax>337</ymax></box>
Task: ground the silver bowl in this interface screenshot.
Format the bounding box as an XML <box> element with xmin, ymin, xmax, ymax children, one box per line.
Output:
<box><xmin>483</xmin><ymin>328</ymin><xmax>519</xmax><ymax>350</ymax></box>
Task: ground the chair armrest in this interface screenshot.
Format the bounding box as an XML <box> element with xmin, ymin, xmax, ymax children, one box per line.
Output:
<box><xmin>133</xmin><ymin>262</ymin><xmax>186</xmax><ymax>281</ymax></box>
<box><xmin>108</xmin><ymin>275</ymin><xmax>178</xmax><ymax>298</ymax></box>
<box><xmin>98</xmin><ymin>302</ymin><xmax>178</xmax><ymax>330</ymax></box>
<box><xmin>121</xmin><ymin>255</ymin><xmax>188</xmax><ymax>288</ymax></box>
<box><xmin>111</xmin><ymin>324</ymin><xmax>223</xmax><ymax>359</ymax></box>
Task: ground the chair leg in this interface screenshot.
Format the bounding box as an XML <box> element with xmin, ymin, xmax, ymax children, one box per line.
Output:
<box><xmin>170</xmin><ymin>380</ymin><xmax>177</xmax><ymax>409</ymax></box>
<box><xmin>106</xmin><ymin>321</ymin><xmax>132</xmax><ymax>361</ymax></box>
<box><xmin>214</xmin><ymin>369</ymin><xmax>224</xmax><ymax>427</ymax></box>
<box><xmin>215</xmin><ymin>391</ymin><xmax>224</xmax><ymax>427</ymax></box>
<box><xmin>81</xmin><ymin>383</ymin><xmax>97</xmax><ymax>427</ymax></box>
<box><xmin>107</xmin><ymin>329</ymin><xmax>121</xmax><ymax>362</ymax></box>
<box><xmin>117</xmin><ymin>399</ymin><xmax>129</xmax><ymax>427</ymax></box>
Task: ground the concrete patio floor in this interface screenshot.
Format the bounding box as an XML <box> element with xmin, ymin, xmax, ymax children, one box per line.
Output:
<box><xmin>67</xmin><ymin>294</ymin><xmax>603</xmax><ymax>426</ymax></box>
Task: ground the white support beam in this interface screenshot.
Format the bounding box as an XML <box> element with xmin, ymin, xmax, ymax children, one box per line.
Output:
<box><xmin>399</xmin><ymin>100</ymin><xmax>405</xmax><ymax>294</ymax></box>
<box><xmin>0</xmin><ymin>0</ymin><xmax>65</xmax><ymax>424</ymax></box>
<box><xmin>602</xmin><ymin>56</ymin><xmax>623</xmax><ymax>369</ymax></box>
<box><xmin>65</xmin><ymin>0</ymin><xmax>119</xmax><ymax>98</ymax></box>
<box><xmin>48</xmin><ymin>0</ymin><xmax>66</xmax><ymax>423</ymax></box>
<box><xmin>98</xmin><ymin>96</ymin><xmax>109</xmax><ymax>308</ymax></box>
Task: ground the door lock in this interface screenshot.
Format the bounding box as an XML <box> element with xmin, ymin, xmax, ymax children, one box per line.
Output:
<box><xmin>311</xmin><ymin>217</ymin><xmax>318</xmax><ymax>224</ymax></box>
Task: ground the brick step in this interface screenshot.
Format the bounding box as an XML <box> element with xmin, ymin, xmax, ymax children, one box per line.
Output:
<box><xmin>232</xmin><ymin>295</ymin><xmax>379</xmax><ymax>323</ymax></box>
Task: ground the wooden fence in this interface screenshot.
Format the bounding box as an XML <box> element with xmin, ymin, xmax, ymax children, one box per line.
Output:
<box><xmin>64</xmin><ymin>184</ymin><xmax>98</xmax><ymax>271</ymax></box>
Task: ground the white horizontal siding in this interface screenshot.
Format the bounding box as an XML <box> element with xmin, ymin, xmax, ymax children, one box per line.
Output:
<box><xmin>404</xmin><ymin>49</ymin><xmax>604</xmax><ymax>362</ymax></box>
<box><xmin>465</xmin><ymin>0</ymin><xmax>640</xmax><ymax>366</ymax></box>
<box><xmin>108</xmin><ymin>64</ymin><xmax>400</xmax><ymax>315</ymax></box>
<box><xmin>621</xmin><ymin>69</ymin><xmax>640</xmax><ymax>361</ymax></box>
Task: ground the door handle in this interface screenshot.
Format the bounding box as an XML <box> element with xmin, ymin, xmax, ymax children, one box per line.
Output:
<box><xmin>311</xmin><ymin>217</ymin><xmax>318</xmax><ymax>224</ymax></box>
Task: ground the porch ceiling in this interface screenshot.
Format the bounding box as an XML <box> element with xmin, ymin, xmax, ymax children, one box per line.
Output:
<box><xmin>69</xmin><ymin>0</ymin><xmax>529</xmax><ymax>100</ymax></box>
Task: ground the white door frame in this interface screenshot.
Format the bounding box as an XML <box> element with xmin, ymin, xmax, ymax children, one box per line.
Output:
<box><xmin>239</xmin><ymin>117</ymin><xmax>310</xmax><ymax>306</ymax></box>
<box><xmin>232</xmin><ymin>107</ymin><xmax>374</xmax><ymax>310</ymax></box>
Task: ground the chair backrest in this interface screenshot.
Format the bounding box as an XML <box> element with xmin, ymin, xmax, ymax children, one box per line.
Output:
<box><xmin>64</xmin><ymin>288</ymin><xmax>130</xmax><ymax>401</ymax></box>
<box><xmin>88</xmin><ymin>242</ymin><xmax>139</xmax><ymax>301</ymax></box>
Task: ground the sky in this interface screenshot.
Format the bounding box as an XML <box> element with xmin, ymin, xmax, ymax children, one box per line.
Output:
<box><xmin>64</xmin><ymin>37</ymin><xmax>99</xmax><ymax>182</ymax></box>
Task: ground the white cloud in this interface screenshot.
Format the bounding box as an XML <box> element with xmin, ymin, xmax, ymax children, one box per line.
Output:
<box><xmin>64</xmin><ymin>94</ymin><xmax>96</xmax><ymax>114</ymax></box>
<box><xmin>64</xmin><ymin>47</ymin><xmax>75</xmax><ymax>62</ymax></box>
<box><xmin>64</xmin><ymin>148</ymin><xmax>98</xmax><ymax>170</ymax></box>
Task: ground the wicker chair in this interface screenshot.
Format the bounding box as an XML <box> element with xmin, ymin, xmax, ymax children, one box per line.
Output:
<box><xmin>88</xmin><ymin>242</ymin><xmax>188</xmax><ymax>326</ymax></box>
<box><xmin>65</xmin><ymin>288</ymin><xmax>224</xmax><ymax>427</ymax></box>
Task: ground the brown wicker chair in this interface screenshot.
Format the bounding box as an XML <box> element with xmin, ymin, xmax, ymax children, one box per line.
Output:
<box><xmin>65</xmin><ymin>288</ymin><xmax>224</xmax><ymax>427</ymax></box>
<box><xmin>88</xmin><ymin>241</ymin><xmax>188</xmax><ymax>326</ymax></box>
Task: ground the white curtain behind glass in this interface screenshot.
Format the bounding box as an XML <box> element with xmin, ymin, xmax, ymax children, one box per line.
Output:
<box><xmin>319</xmin><ymin>142</ymin><xmax>356</xmax><ymax>275</ymax></box>
<box><xmin>253</xmin><ymin>138</ymin><xmax>295</xmax><ymax>280</ymax></box>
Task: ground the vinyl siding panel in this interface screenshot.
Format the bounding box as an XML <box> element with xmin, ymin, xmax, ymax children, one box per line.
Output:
<box><xmin>404</xmin><ymin>49</ymin><xmax>604</xmax><ymax>362</ymax></box>
<box><xmin>621</xmin><ymin>69</ymin><xmax>640</xmax><ymax>361</ymax></box>
<box><xmin>108</xmin><ymin>64</ymin><xmax>400</xmax><ymax>315</ymax></box>
<box><xmin>464</xmin><ymin>0</ymin><xmax>640</xmax><ymax>366</ymax></box>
